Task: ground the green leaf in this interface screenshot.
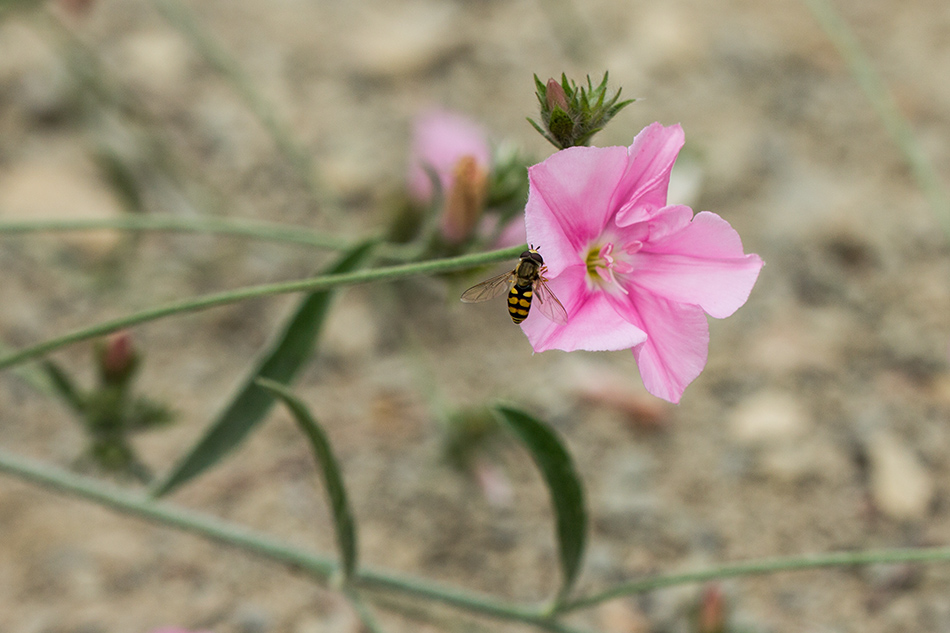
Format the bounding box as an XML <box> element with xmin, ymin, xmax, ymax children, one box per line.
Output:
<box><xmin>151</xmin><ymin>241</ymin><xmax>375</xmax><ymax>497</ymax></box>
<box><xmin>42</xmin><ymin>360</ymin><xmax>86</xmax><ymax>415</ymax></box>
<box><xmin>127</xmin><ymin>396</ymin><xmax>176</xmax><ymax>430</ymax></box>
<box><xmin>494</xmin><ymin>404</ymin><xmax>587</xmax><ymax>605</ymax></box>
<box><xmin>526</xmin><ymin>117</ymin><xmax>561</xmax><ymax>150</ymax></box>
<box><xmin>95</xmin><ymin>148</ymin><xmax>145</xmax><ymax>213</ymax></box>
<box><xmin>256</xmin><ymin>378</ymin><xmax>357</xmax><ymax>582</ymax></box>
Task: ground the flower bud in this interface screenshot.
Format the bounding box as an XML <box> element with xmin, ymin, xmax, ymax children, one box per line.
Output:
<box><xmin>96</xmin><ymin>331</ymin><xmax>139</xmax><ymax>386</ymax></box>
<box><xmin>697</xmin><ymin>584</ymin><xmax>726</xmax><ymax>633</ymax></box>
<box><xmin>441</xmin><ymin>155</ymin><xmax>488</xmax><ymax>244</ymax></box>
<box><xmin>528</xmin><ymin>72</ymin><xmax>635</xmax><ymax>149</ymax></box>
<box><xmin>545</xmin><ymin>78</ymin><xmax>569</xmax><ymax>111</ymax></box>
<box><xmin>407</xmin><ymin>109</ymin><xmax>491</xmax><ymax>206</ymax></box>
<box><xmin>547</xmin><ymin>107</ymin><xmax>576</xmax><ymax>148</ymax></box>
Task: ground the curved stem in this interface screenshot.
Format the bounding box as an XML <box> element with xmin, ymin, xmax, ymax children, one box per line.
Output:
<box><xmin>342</xmin><ymin>587</ymin><xmax>387</xmax><ymax>633</ymax></box>
<box><xmin>0</xmin><ymin>448</ymin><xmax>575</xmax><ymax>632</ymax></box>
<box><xmin>0</xmin><ymin>216</ymin><xmax>355</xmax><ymax>250</ymax></box>
<box><xmin>0</xmin><ymin>448</ymin><xmax>337</xmax><ymax>578</ymax></box>
<box><xmin>5</xmin><ymin>445</ymin><xmax>950</xmax><ymax>629</ymax></box>
<box><xmin>561</xmin><ymin>546</ymin><xmax>950</xmax><ymax>613</ymax></box>
<box><xmin>0</xmin><ymin>245</ymin><xmax>524</xmax><ymax>371</ymax></box>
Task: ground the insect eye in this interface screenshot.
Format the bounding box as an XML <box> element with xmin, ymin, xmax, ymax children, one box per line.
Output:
<box><xmin>519</xmin><ymin>250</ymin><xmax>533</xmax><ymax>259</ymax></box>
<box><xmin>528</xmin><ymin>251</ymin><xmax>544</xmax><ymax>264</ymax></box>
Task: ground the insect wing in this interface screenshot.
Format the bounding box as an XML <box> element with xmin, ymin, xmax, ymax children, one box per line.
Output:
<box><xmin>460</xmin><ymin>271</ymin><xmax>515</xmax><ymax>303</ymax></box>
<box><xmin>533</xmin><ymin>278</ymin><xmax>569</xmax><ymax>324</ymax></box>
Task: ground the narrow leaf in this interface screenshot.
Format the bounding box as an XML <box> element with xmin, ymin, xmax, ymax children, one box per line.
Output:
<box><xmin>533</xmin><ymin>73</ymin><xmax>547</xmax><ymax>94</ymax></box>
<box><xmin>494</xmin><ymin>404</ymin><xmax>587</xmax><ymax>604</ymax></box>
<box><xmin>127</xmin><ymin>396</ymin><xmax>176</xmax><ymax>430</ymax></box>
<box><xmin>527</xmin><ymin>117</ymin><xmax>561</xmax><ymax>150</ymax></box>
<box><xmin>95</xmin><ymin>148</ymin><xmax>145</xmax><ymax>213</ymax></box>
<box><xmin>152</xmin><ymin>241</ymin><xmax>375</xmax><ymax>497</ymax></box>
<box><xmin>42</xmin><ymin>360</ymin><xmax>86</xmax><ymax>415</ymax></box>
<box><xmin>257</xmin><ymin>378</ymin><xmax>357</xmax><ymax>581</ymax></box>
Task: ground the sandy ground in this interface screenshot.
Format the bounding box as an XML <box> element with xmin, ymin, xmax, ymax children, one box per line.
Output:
<box><xmin>2</xmin><ymin>0</ymin><xmax>950</xmax><ymax>631</ymax></box>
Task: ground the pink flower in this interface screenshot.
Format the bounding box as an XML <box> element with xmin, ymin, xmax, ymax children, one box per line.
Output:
<box><xmin>476</xmin><ymin>212</ymin><xmax>528</xmax><ymax>249</ymax></box>
<box><xmin>407</xmin><ymin>109</ymin><xmax>492</xmax><ymax>244</ymax></box>
<box><xmin>522</xmin><ymin>123</ymin><xmax>763</xmax><ymax>403</ymax></box>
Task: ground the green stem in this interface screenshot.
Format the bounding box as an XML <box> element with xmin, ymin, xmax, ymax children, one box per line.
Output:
<box><xmin>561</xmin><ymin>546</ymin><xmax>950</xmax><ymax>613</ymax></box>
<box><xmin>0</xmin><ymin>216</ymin><xmax>354</xmax><ymax>250</ymax></box>
<box><xmin>149</xmin><ymin>0</ymin><xmax>329</xmax><ymax>208</ymax></box>
<box><xmin>0</xmin><ymin>245</ymin><xmax>524</xmax><ymax>371</ymax></box>
<box><xmin>0</xmin><ymin>447</ymin><xmax>337</xmax><ymax>578</ymax></box>
<box><xmin>804</xmin><ymin>0</ymin><xmax>950</xmax><ymax>237</ymax></box>
<box><xmin>343</xmin><ymin>587</ymin><xmax>387</xmax><ymax>633</ymax></box>
<box><xmin>5</xmin><ymin>446</ymin><xmax>950</xmax><ymax>630</ymax></box>
<box><xmin>0</xmin><ymin>448</ymin><xmax>572</xmax><ymax>632</ymax></box>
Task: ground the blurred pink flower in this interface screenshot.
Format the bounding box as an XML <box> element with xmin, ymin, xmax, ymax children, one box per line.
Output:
<box><xmin>522</xmin><ymin>123</ymin><xmax>763</xmax><ymax>403</ymax></box>
<box><xmin>408</xmin><ymin>109</ymin><xmax>492</xmax><ymax>243</ymax></box>
<box><xmin>476</xmin><ymin>212</ymin><xmax>528</xmax><ymax>249</ymax></box>
<box><xmin>58</xmin><ymin>0</ymin><xmax>95</xmax><ymax>17</ymax></box>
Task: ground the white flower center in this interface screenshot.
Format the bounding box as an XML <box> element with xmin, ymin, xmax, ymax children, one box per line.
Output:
<box><xmin>584</xmin><ymin>241</ymin><xmax>637</xmax><ymax>293</ymax></box>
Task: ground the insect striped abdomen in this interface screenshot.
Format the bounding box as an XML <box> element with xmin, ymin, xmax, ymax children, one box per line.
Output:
<box><xmin>460</xmin><ymin>247</ymin><xmax>565</xmax><ymax>325</ymax></box>
<box><xmin>507</xmin><ymin>283</ymin><xmax>533</xmax><ymax>324</ymax></box>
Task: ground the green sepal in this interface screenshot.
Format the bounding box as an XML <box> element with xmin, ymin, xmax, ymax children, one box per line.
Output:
<box><xmin>548</xmin><ymin>107</ymin><xmax>576</xmax><ymax>148</ymax></box>
<box><xmin>127</xmin><ymin>396</ymin><xmax>176</xmax><ymax>430</ymax></box>
<box><xmin>529</xmin><ymin>71</ymin><xmax>635</xmax><ymax>149</ymax></box>
<box><xmin>42</xmin><ymin>360</ymin><xmax>87</xmax><ymax>416</ymax></box>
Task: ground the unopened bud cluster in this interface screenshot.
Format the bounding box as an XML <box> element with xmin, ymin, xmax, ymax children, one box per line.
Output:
<box><xmin>528</xmin><ymin>72</ymin><xmax>635</xmax><ymax>150</ymax></box>
<box><xmin>44</xmin><ymin>331</ymin><xmax>174</xmax><ymax>480</ymax></box>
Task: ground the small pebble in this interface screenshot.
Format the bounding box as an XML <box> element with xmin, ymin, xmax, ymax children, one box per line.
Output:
<box><xmin>729</xmin><ymin>390</ymin><xmax>811</xmax><ymax>445</ymax></box>
<box><xmin>0</xmin><ymin>160</ymin><xmax>125</xmax><ymax>260</ymax></box>
<box><xmin>866</xmin><ymin>430</ymin><xmax>934</xmax><ymax>521</ymax></box>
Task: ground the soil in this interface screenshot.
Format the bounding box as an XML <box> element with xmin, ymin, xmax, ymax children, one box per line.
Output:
<box><xmin>2</xmin><ymin>0</ymin><xmax>950</xmax><ymax>632</ymax></box>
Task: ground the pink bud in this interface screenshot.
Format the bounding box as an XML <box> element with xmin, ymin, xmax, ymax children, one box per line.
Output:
<box><xmin>99</xmin><ymin>331</ymin><xmax>138</xmax><ymax>384</ymax></box>
<box><xmin>698</xmin><ymin>584</ymin><xmax>725</xmax><ymax>633</ymax></box>
<box><xmin>546</xmin><ymin>78</ymin><xmax>569</xmax><ymax>111</ymax></box>
<box><xmin>407</xmin><ymin>109</ymin><xmax>491</xmax><ymax>206</ymax></box>
<box><xmin>441</xmin><ymin>155</ymin><xmax>488</xmax><ymax>244</ymax></box>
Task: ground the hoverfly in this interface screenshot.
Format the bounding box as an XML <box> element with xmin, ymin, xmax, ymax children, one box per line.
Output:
<box><xmin>460</xmin><ymin>247</ymin><xmax>568</xmax><ymax>325</ymax></box>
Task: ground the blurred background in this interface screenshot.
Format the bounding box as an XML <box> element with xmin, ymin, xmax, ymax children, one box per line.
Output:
<box><xmin>1</xmin><ymin>0</ymin><xmax>950</xmax><ymax>631</ymax></box>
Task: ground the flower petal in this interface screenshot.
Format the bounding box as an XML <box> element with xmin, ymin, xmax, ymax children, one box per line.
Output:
<box><xmin>408</xmin><ymin>109</ymin><xmax>491</xmax><ymax>204</ymax></box>
<box><xmin>613</xmin><ymin>123</ymin><xmax>685</xmax><ymax>227</ymax></box>
<box><xmin>630</xmin><ymin>211</ymin><xmax>764</xmax><ymax>318</ymax></box>
<box><xmin>525</xmin><ymin>145</ymin><xmax>629</xmax><ymax>277</ymax></box>
<box><xmin>521</xmin><ymin>265</ymin><xmax>647</xmax><ymax>352</ymax></box>
<box><xmin>610</xmin><ymin>289</ymin><xmax>709</xmax><ymax>404</ymax></box>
